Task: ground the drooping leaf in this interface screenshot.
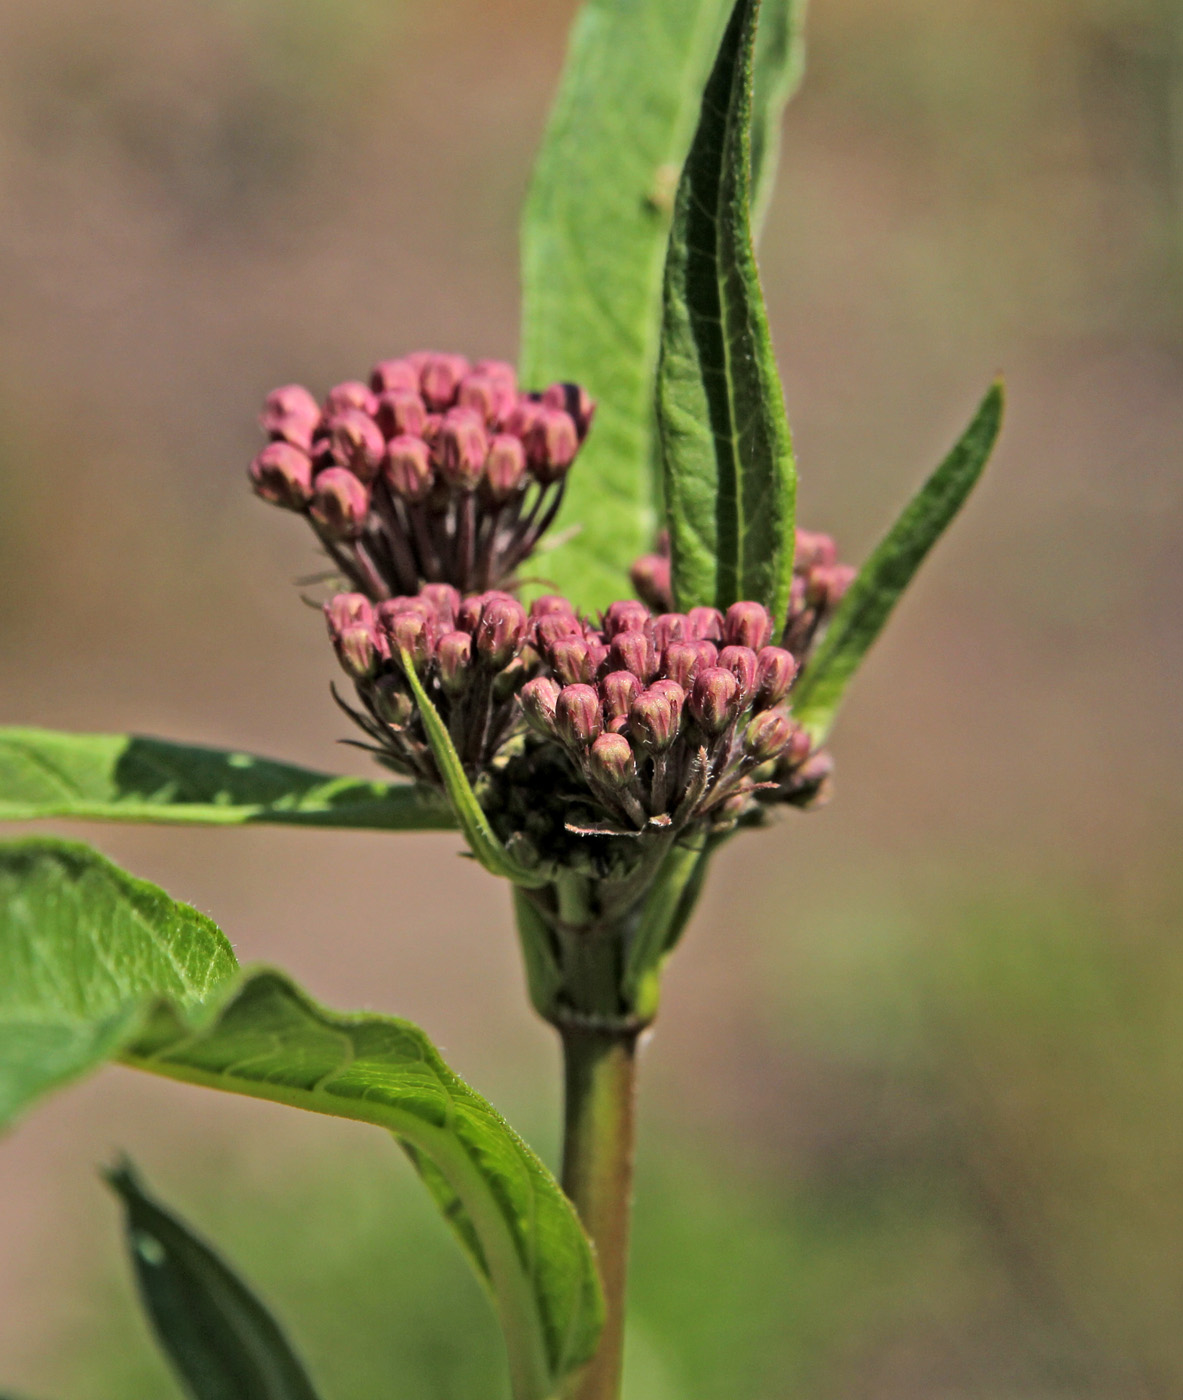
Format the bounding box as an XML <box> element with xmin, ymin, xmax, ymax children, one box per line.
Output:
<box><xmin>0</xmin><ymin>728</ymin><xmax>454</xmax><ymax>831</ymax></box>
<box><xmin>520</xmin><ymin>0</ymin><xmax>734</xmax><ymax>609</ymax></box>
<box><xmin>399</xmin><ymin>658</ymin><xmax>547</xmax><ymax>889</ymax></box>
<box><xmin>107</xmin><ymin>1161</ymin><xmax>323</xmax><ymax>1400</ymax></box>
<box><xmin>749</xmin><ymin>0</ymin><xmax>807</xmax><ymax>236</ymax></box>
<box><xmin>0</xmin><ymin>839</ymin><xmax>602</xmax><ymax>1400</ymax></box>
<box><xmin>792</xmin><ymin>381</ymin><xmax>1004</xmax><ymax>743</ymax></box>
<box><xmin>657</xmin><ymin>0</ymin><xmax>797</xmax><ymax>620</ymax></box>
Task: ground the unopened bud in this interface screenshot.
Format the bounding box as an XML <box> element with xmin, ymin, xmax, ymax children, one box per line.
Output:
<box><xmin>541</xmin><ymin>382</ymin><xmax>596</xmax><ymax>440</ymax></box>
<box><xmin>524</xmin><ymin>407</ymin><xmax>579</xmax><ymax>484</ymax></box>
<box><xmin>370</xmin><ymin>358</ymin><xmax>420</xmax><ymax>395</ymax></box>
<box><xmin>328</xmin><ymin>409</ymin><xmax>385</xmax><ymax>483</ymax></box>
<box><xmin>630</xmin><ymin>554</ymin><xmax>673</xmax><ymax>613</ymax></box>
<box><xmin>310</xmin><ymin>467</ymin><xmax>369</xmax><ymax>538</ymax></box>
<box><xmin>743</xmin><ymin>707</ymin><xmax>794</xmax><ymax>761</ymax></box>
<box><xmin>689</xmin><ymin>667</ymin><xmax>741</xmax><ymax>734</ymax></box>
<box><xmin>794</xmin><ymin>530</ymin><xmax>837</xmax><ymax>570</ymax></box>
<box><xmin>249</xmin><ymin>441</ymin><xmax>314</xmax><ymax>509</ymax></box>
<box><xmin>325</xmin><ymin>380</ymin><xmax>377</xmax><ymax>417</ymax></box>
<box><xmin>661</xmin><ymin>642</ymin><xmax>701</xmax><ymax>692</ymax></box>
<box><xmin>602</xmin><ymin>599</ymin><xmax>651</xmax><ymax>639</ymax></box>
<box><xmin>589</xmin><ymin>732</ymin><xmax>636</xmax><ymax>788</ymax></box>
<box><xmin>457</xmin><ymin>371</ymin><xmax>516</xmax><ymax>427</ymax></box>
<box><xmin>755</xmin><ymin>646</ymin><xmax>797</xmax><ymax>707</ymax></box>
<box><xmin>650</xmin><ymin>613</ymin><xmax>686</xmax><ymax>652</ymax></box>
<box><xmin>550</xmin><ymin>637</ymin><xmax>594</xmax><ymax>686</ymax></box>
<box><xmin>378</xmin><ymin>603</ymin><xmax>436</xmax><ymax>668</ymax></box>
<box><xmin>260</xmin><ymin>384</ymin><xmax>321</xmax><ymax>449</ymax></box>
<box><xmin>629</xmin><ymin>685</ymin><xmax>682</xmax><ymax>751</ymax></box>
<box><xmin>787</xmin><ymin>727</ymin><xmax>812</xmax><ymax>766</ymax></box>
<box><xmin>335</xmin><ymin>622</ymin><xmax>383</xmax><ymax>678</ymax></box>
<box><xmin>419</xmin><ymin>353</ymin><xmax>471</xmax><ymax>411</ymax></box>
<box><xmin>473</xmin><ymin>359</ymin><xmax>518</xmax><ymax>397</ymax></box>
<box><xmin>435</xmin><ymin>409</ymin><xmax>489</xmax><ymax>491</ymax></box>
<box><xmin>808</xmin><ymin>563</ymin><xmax>855</xmax><ymax>608</ymax></box>
<box><xmin>475</xmin><ymin>596</ymin><xmax>527</xmax><ymax>669</ymax></box>
<box><xmin>717</xmin><ymin>645</ymin><xmax>758</xmax><ymax>706</ymax></box>
<box><xmin>685</xmin><ymin>607</ymin><xmax>724</xmax><ymax>642</ymax></box>
<box><xmin>601</xmin><ymin>670</ymin><xmax>643</xmax><ymax>721</ymax></box>
<box><xmin>531</xmin><ymin>595</ymin><xmax>576</xmax><ymax>620</ymax></box>
<box><xmin>437</xmin><ymin>630</ymin><xmax>473</xmax><ymax>693</ymax></box>
<box><xmin>609</xmin><ymin>629</ymin><xmax>658</xmax><ymax>682</ymax></box>
<box><xmin>534</xmin><ymin>611</ymin><xmax>583</xmax><ymax>649</ymax></box>
<box><xmin>723</xmin><ymin>601</ymin><xmax>773</xmax><ymax>650</ymax></box>
<box><xmin>520</xmin><ymin>675</ymin><xmax>560</xmax><ymax>734</ymax></box>
<box><xmin>420</xmin><ymin>583</ymin><xmax>461</xmax><ymax>631</ymax></box>
<box><xmin>325</xmin><ymin>593</ymin><xmax>373</xmax><ymax>633</ymax></box>
<box><xmin>372</xmin><ymin>674</ymin><xmax>414</xmax><ymax>727</ymax></box>
<box><xmin>503</xmin><ymin>395</ymin><xmax>541</xmax><ymax>438</ymax></box>
<box><xmin>483</xmin><ymin>434</ymin><xmax>526</xmax><ymax>501</ymax></box>
<box><xmin>375</xmin><ymin>389</ymin><xmax>427</xmax><ymax>440</ymax></box>
<box><xmin>383</xmin><ymin>435</ymin><xmax>434</xmax><ymax>502</ymax></box>
<box><xmin>555</xmin><ymin>684</ymin><xmax>603</xmax><ymax>747</ymax></box>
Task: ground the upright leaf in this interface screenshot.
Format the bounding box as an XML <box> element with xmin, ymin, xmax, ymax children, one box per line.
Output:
<box><xmin>792</xmin><ymin>382</ymin><xmax>1004</xmax><ymax>742</ymax></box>
<box><xmin>657</xmin><ymin>0</ymin><xmax>797</xmax><ymax>619</ymax></box>
<box><xmin>107</xmin><ymin>1162</ymin><xmax>323</xmax><ymax>1400</ymax></box>
<box><xmin>749</xmin><ymin>0</ymin><xmax>807</xmax><ymax>236</ymax></box>
<box><xmin>520</xmin><ymin>0</ymin><xmax>733</xmax><ymax>609</ymax></box>
<box><xmin>0</xmin><ymin>728</ymin><xmax>454</xmax><ymax>831</ymax></box>
<box><xmin>0</xmin><ymin>839</ymin><xmax>602</xmax><ymax>1400</ymax></box>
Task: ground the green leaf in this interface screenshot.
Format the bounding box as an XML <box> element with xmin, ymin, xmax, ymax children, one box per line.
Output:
<box><xmin>749</xmin><ymin>0</ymin><xmax>807</xmax><ymax>236</ymax></box>
<box><xmin>792</xmin><ymin>381</ymin><xmax>1005</xmax><ymax>743</ymax></box>
<box><xmin>656</xmin><ymin>0</ymin><xmax>797</xmax><ymax>619</ymax></box>
<box><xmin>0</xmin><ymin>728</ymin><xmax>455</xmax><ymax>831</ymax></box>
<box><xmin>399</xmin><ymin>658</ymin><xmax>547</xmax><ymax>889</ymax></box>
<box><xmin>520</xmin><ymin>0</ymin><xmax>734</xmax><ymax>610</ymax></box>
<box><xmin>0</xmin><ymin>838</ymin><xmax>602</xmax><ymax>1400</ymax></box>
<box><xmin>107</xmin><ymin>1161</ymin><xmax>323</xmax><ymax>1400</ymax></box>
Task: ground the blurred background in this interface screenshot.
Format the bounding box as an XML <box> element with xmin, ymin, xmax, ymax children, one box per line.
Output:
<box><xmin>1</xmin><ymin>0</ymin><xmax>1181</xmax><ymax>1395</ymax></box>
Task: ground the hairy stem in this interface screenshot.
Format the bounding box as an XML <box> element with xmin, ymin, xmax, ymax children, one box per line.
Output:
<box><xmin>559</xmin><ymin>1025</ymin><xmax>640</xmax><ymax>1400</ymax></box>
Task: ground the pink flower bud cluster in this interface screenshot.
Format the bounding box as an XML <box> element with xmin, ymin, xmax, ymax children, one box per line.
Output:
<box><xmin>522</xmin><ymin>596</ymin><xmax>830</xmax><ymax>834</ymax></box>
<box><xmin>250</xmin><ymin>352</ymin><xmax>595</xmax><ymax>598</ymax></box>
<box><xmin>324</xmin><ymin>584</ymin><xmax>536</xmax><ymax>782</ymax></box>
<box><xmin>629</xmin><ymin>528</ymin><xmax>856</xmax><ymax>668</ymax></box>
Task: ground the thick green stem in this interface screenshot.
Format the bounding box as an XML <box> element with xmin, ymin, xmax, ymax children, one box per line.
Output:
<box><xmin>559</xmin><ymin>1025</ymin><xmax>640</xmax><ymax>1400</ymax></box>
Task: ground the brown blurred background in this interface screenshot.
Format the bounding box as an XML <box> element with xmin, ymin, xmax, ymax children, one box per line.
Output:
<box><xmin>1</xmin><ymin>0</ymin><xmax>1181</xmax><ymax>1396</ymax></box>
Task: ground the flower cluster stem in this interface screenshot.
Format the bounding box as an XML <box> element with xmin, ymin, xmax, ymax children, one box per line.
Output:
<box><xmin>559</xmin><ymin>1024</ymin><xmax>640</xmax><ymax>1400</ymax></box>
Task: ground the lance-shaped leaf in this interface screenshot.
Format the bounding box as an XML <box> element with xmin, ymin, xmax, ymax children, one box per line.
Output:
<box><xmin>792</xmin><ymin>382</ymin><xmax>1004</xmax><ymax>743</ymax></box>
<box><xmin>657</xmin><ymin>0</ymin><xmax>797</xmax><ymax>620</ymax></box>
<box><xmin>520</xmin><ymin>0</ymin><xmax>735</xmax><ymax>609</ymax></box>
<box><xmin>0</xmin><ymin>728</ymin><xmax>454</xmax><ymax>831</ymax></box>
<box><xmin>749</xmin><ymin>0</ymin><xmax>807</xmax><ymax>236</ymax></box>
<box><xmin>0</xmin><ymin>839</ymin><xmax>602</xmax><ymax>1400</ymax></box>
<box><xmin>107</xmin><ymin>1161</ymin><xmax>323</xmax><ymax>1400</ymax></box>
<box><xmin>399</xmin><ymin>658</ymin><xmax>547</xmax><ymax>889</ymax></box>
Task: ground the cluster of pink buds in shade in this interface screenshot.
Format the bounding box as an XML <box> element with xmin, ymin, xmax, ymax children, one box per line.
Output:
<box><xmin>630</xmin><ymin>529</ymin><xmax>856</xmax><ymax>664</ymax></box>
<box><xmin>249</xmin><ymin>352</ymin><xmax>594</xmax><ymax>597</ymax></box>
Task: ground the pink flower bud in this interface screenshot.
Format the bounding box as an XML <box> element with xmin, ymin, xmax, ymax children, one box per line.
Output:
<box><xmin>457</xmin><ymin>371</ymin><xmax>518</xmax><ymax>427</ymax></box>
<box><xmin>325</xmin><ymin>592</ymin><xmax>373</xmax><ymax>633</ymax></box>
<box><xmin>473</xmin><ymin>358</ymin><xmax>518</xmax><ymax>396</ymax></box>
<box><xmin>379</xmin><ymin>604</ymin><xmax>436</xmax><ymax>668</ymax></box>
<box><xmin>685</xmin><ymin>607</ymin><xmax>724</xmax><ymax>642</ymax></box>
<box><xmin>421</xmin><ymin>584</ymin><xmax>461</xmax><ymax>630</ymax></box>
<box><xmin>372</xmin><ymin>674</ymin><xmax>414</xmax><ymax>726</ymax></box>
<box><xmin>375</xmin><ymin>389</ymin><xmax>427</xmax><ymax>440</ymax></box>
<box><xmin>755</xmin><ymin>646</ymin><xmax>797</xmax><ymax>707</ymax></box>
<box><xmin>475</xmin><ymin>596</ymin><xmax>528</xmax><ymax>669</ymax></box>
<box><xmin>794</xmin><ymin>529</ymin><xmax>837</xmax><ymax>570</ymax></box>
<box><xmin>383</xmin><ymin>435</ymin><xmax>434</xmax><ymax>502</ymax></box>
<box><xmin>530</xmin><ymin>594</ymin><xmax>576</xmax><ymax>620</ymax></box>
<box><xmin>743</xmin><ymin>707</ymin><xmax>794</xmax><ymax>761</ymax></box>
<box><xmin>649</xmin><ymin>678</ymin><xmax>687</xmax><ymax>713</ymax></box>
<box><xmin>541</xmin><ymin>381</ymin><xmax>596</xmax><ymax>440</ymax></box>
<box><xmin>309</xmin><ymin>467</ymin><xmax>369</xmax><ymax>538</ymax></box>
<box><xmin>337</xmin><ymin>622</ymin><xmax>383</xmax><ymax>678</ymax></box>
<box><xmin>534</xmin><ymin>611</ymin><xmax>583</xmax><ymax>649</ymax></box>
<box><xmin>524</xmin><ymin>407</ymin><xmax>579</xmax><ymax>484</ymax></box>
<box><xmin>609</xmin><ymin>629</ymin><xmax>658</xmax><ymax>682</ymax></box>
<box><xmin>650</xmin><ymin>613</ymin><xmax>686</xmax><ymax>652</ymax></box>
<box><xmin>483</xmin><ymin>434</ymin><xmax>527</xmax><ymax>501</ymax></box>
<box><xmin>630</xmin><ymin>554</ymin><xmax>673</xmax><ymax>613</ymax></box>
<box><xmin>689</xmin><ymin>666</ymin><xmax>741</xmax><ymax>735</ymax></box>
<box><xmin>325</xmin><ymin>380</ymin><xmax>377</xmax><ymax>418</ymax></box>
<box><xmin>809</xmin><ymin>563</ymin><xmax>855</xmax><ymax>608</ymax></box>
<box><xmin>437</xmin><ymin>630</ymin><xmax>473</xmax><ymax>693</ymax></box>
<box><xmin>723</xmin><ymin>601</ymin><xmax>773</xmax><ymax>650</ymax></box>
<box><xmin>370</xmin><ymin>358</ymin><xmax>420</xmax><ymax>395</ymax></box>
<box><xmin>717</xmin><ymin>645</ymin><xmax>758</xmax><ymax>706</ymax></box>
<box><xmin>249</xmin><ymin>441</ymin><xmax>314</xmax><ymax>509</ymax></box>
<box><xmin>584</xmin><ymin>636</ymin><xmax>610</xmax><ymax>674</ymax></box>
<box><xmin>435</xmin><ymin>408</ymin><xmax>489</xmax><ymax>491</ymax></box>
<box><xmin>629</xmin><ymin>685</ymin><xmax>683</xmax><ymax>752</ymax></box>
<box><xmin>589</xmin><ymin>732</ymin><xmax>636</xmax><ymax>789</ymax></box>
<box><xmin>260</xmin><ymin>384</ymin><xmax>321</xmax><ymax>449</ymax></box>
<box><xmin>419</xmin><ymin>353</ymin><xmax>471</xmax><ymax>411</ymax></box>
<box><xmin>328</xmin><ymin>409</ymin><xmax>385</xmax><ymax>483</ymax></box>
<box><xmin>520</xmin><ymin>675</ymin><xmax>560</xmax><ymax>734</ymax></box>
<box><xmin>601</xmin><ymin>670</ymin><xmax>643</xmax><ymax>721</ymax></box>
<box><xmin>556</xmin><ymin>684</ymin><xmax>603</xmax><ymax>748</ymax></box>
<box><xmin>661</xmin><ymin>642</ymin><xmax>702</xmax><ymax>692</ymax></box>
<box><xmin>503</xmin><ymin>395</ymin><xmax>542</xmax><ymax>438</ymax></box>
<box><xmin>550</xmin><ymin>637</ymin><xmax>594</xmax><ymax>686</ymax></box>
<box><xmin>602</xmin><ymin>599</ymin><xmax>651</xmax><ymax>639</ymax></box>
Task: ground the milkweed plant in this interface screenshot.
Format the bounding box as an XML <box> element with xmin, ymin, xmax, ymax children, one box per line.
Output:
<box><xmin>0</xmin><ymin>2</ymin><xmax>1002</xmax><ymax>1398</ymax></box>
